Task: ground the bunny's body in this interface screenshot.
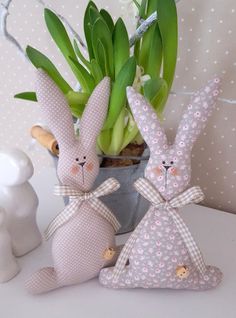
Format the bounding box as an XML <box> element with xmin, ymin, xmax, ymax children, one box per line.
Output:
<box><xmin>0</xmin><ymin>149</ymin><xmax>41</xmax><ymax>257</ymax></box>
<box><xmin>29</xmin><ymin>202</ymin><xmax>117</xmax><ymax>293</ymax></box>
<box><xmin>26</xmin><ymin>71</ymin><xmax>120</xmax><ymax>294</ymax></box>
<box><xmin>100</xmin><ymin>78</ymin><xmax>223</xmax><ymax>290</ymax></box>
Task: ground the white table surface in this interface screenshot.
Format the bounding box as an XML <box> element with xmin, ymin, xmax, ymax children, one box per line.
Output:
<box><xmin>1</xmin><ymin>167</ymin><xmax>236</xmax><ymax>318</ymax></box>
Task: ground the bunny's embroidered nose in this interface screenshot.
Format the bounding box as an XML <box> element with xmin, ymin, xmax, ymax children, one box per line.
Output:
<box><xmin>78</xmin><ymin>161</ymin><xmax>86</xmax><ymax>167</ymax></box>
<box><xmin>164</xmin><ymin>165</ymin><xmax>171</xmax><ymax>171</ymax></box>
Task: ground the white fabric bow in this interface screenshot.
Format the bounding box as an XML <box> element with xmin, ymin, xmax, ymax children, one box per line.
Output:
<box><xmin>112</xmin><ymin>178</ymin><xmax>206</xmax><ymax>282</ymax></box>
<box><xmin>44</xmin><ymin>178</ymin><xmax>121</xmax><ymax>240</ymax></box>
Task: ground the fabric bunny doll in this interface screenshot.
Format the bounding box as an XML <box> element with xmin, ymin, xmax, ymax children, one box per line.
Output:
<box><xmin>99</xmin><ymin>78</ymin><xmax>223</xmax><ymax>290</ymax></box>
<box><xmin>26</xmin><ymin>70</ymin><xmax>121</xmax><ymax>294</ymax></box>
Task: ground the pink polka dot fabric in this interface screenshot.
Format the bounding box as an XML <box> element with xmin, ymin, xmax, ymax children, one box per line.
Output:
<box><xmin>99</xmin><ymin>78</ymin><xmax>223</xmax><ymax>290</ymax></box>
<box><xmin>25</xmin><ymin>70</ymin><xmax>120</xmax><ymax>294</ymax></box>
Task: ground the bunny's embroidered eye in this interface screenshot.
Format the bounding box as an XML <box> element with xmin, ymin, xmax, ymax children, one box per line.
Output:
<box><xmin>170</xmin><ymin>161</ymin><xmax>174</xmax><ymax>165</ymax></box>
<box><xmin>75</xmin><ymin>158</ymin><xmax>79</xmax><ymax>162</ymax></box>
<box><xmin>83</xmin><ymin>156</ymin><xmax>86</xmax><ymax>160</ymax></box>
<box><xmin>162</xmin><ymin>161</ymin><xmax>166</xmax><ymax>165</ymax></box>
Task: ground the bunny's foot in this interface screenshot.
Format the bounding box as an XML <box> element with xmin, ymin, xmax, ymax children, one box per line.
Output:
<box><xmin>99</xmin><ymin>265</ymin><xmax>222</xmax><ymax>290</ymax></box>
<box><xmin>25</xmin><ymin>267</ymin><xmax>60</xmax><ymax>294</ymax></box>
<box><xmin>99</xmin><ymin>266</ymin><xmax>138</xmax><ymax>289</ymax></box>
<box><xmin>174</xmin><ymin>265</ymin><xmax>223</xmax><ymax>291</ymax></box>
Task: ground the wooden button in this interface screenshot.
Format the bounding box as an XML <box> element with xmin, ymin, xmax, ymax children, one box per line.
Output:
<box><xmin>176</xmin><ymin>265</ymin><xmax>190</xmax><ymax>279</ymax></box>
<box><xmin>103</xmin><ymin>247</ymin><xmax>116</xmax><ymax>260</ymax></box>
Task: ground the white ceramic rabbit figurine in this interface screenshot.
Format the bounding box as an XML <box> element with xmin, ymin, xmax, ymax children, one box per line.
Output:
<box><xmin>25</xmin><ymin>70</ymin><xmax>121</xmax><ymax>294</ymax></box>
<box><xmin>100</xmin><ymin>78</ymin><xmax>223</xmax><ymax>290</ymax></box>
<box><xmin>0</xmin><ymin>148</ymin><xmax>41</xmax><ymax>257</ymax></box>
<box><xmin>0</xmin><ymin>207</ymin><xmax>20</xmax><ymax>283</ymax></box>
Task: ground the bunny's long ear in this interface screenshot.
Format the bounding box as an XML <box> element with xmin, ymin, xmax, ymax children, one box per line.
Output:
<box><xmin>174</xmin><ymin>78</ymin><xmax>221</xmax><ymax>152</ymax></box>
<box><xmin>79</xmin><ymin>77</ymin><xmax>110</xmax><ymax>149</ymax></box>
<box><xmin>36</xmin><ymin>69</ymin><xmax>76</xmax><ymax>150</ymax></box>
<box><xmin>127</xmin><ymin>86</ymin><xmax>168</xmax><ymax>151</ymax></box>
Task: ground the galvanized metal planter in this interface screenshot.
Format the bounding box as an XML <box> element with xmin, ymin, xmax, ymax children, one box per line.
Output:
<box><xmin>52</xmin><ymin>152</ymin><xmax>150</xmax><ymax>234</ymax></box>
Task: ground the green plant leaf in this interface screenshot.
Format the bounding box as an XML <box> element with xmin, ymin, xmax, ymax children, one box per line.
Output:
<box><xmin>14</xmin><ymin>92</ymin><xmax>37</xmax><ymax>102</ymax></box>
<box><xmin>92</xmin><ymin>18</ymin><xmax>114</xmax><ymax>79</ymax></box>
<box><xmin>139</xmin><ymin>0</ymin><xmax>166</xmax><ymax>78</ymax></box>
<box><xmin>73</xmin><ymin>40</ymin><xmax>91</xmax><ymax>70</ymax></box>
<box><xmin>44</xmin><ymin>9</ymin><xmax>77</xmax><ymax>62</ymax></box>
<box><xmin>144</xmin><ymin>77</ymin><xmax>163</xmax><ymax>100</ymax></box>
<box><xmin>113</xmin><ymin>18</ymin><xmax>130</xmax><ymax>77</ymax></box>
<box><xmin>44</xmin><ymin>8</ymin><xmax>91</xmax><ymax>89</ymax></box>
<box><xmin>100</xmin><ymin>9</ymin><xmax>114</xmax><ymax>33</ymax></box>
<box><xmin>89</xmin><ymin>6</ymin><xmax>101</xmax><ymax>25</ymax></box>
<box><xmin>69</xmin><ymin>56</ymin><xmax>95</xmax><ymax>92</ymax></box>
<box><xmin>95</xmin><ymin>40</ymin><xmax>110</xmax><ymax>76</ymax></box>
<box><xmin>66</xmin><ymin>91</ymin><xmax>89</xmax><ymax>105</ymax></box>
<box><xmin>121</xmin><ymin>111</ymin><xmax>139</xmax><ymax>150</ymax></box>
<box><xmin>144</xmin><ymin>77</ymin><xmax>168</xmax><ymax>114</ymax></box>
<box><xmin>103</xmin><ymin>56</ymin><xmax>137</xmax><ymax>130</ymax></box>
<box><xmin>134</xmin><ymin>38</ymin><xmax>141</xmax><ymax>61</ymax></box>
<box><xmin>132</xmin><ymin>0</ymin><xmax>141</xmax><ymax>10</ymax></box>
<box><xmin>108</xmin><ymin>107</ymin><xmax>126</xmax><ymax>155</ymax></box>
<box><xmin>139</xmin><ymin>0</ymin><xmax>148</xmax><ymax>18</ymax></box>
<box><xmin>156</xmin><ymin>0</ymin><xmax>178</xmax><ymax>91</ymax></box>
<box><xmin>68</xmin><ymin>103</ymin><xmax>85</xmax><ymax>118</ymax></box>
<box><xmin>145</xmin><ymin>23</ymin><xmax>162</xmax><ymax>78</ymax></box>
<box><xmin>97</xmin><ymin>129</ymin><xmax>112</xmax><ymax>154</ymax></box>
<box><xmin>26</xmin><ymin>46</ymin><xmax>72</xmax><ymax>94</ymax></box>
<box><xmin>131</xmin><ymin>132</ymin><xmax>144</xmax><ymax>145</ymax></box>
<box><xmin>90</xmin><ymin>59</ymin><xmax>104</xmax><ymax>84</ymax></box>
<box><xmin>84</xmin><ymin>1</ymin><xmax>98</xmax><ymax>60</ymax></box>
<box><xmin>66</xmin><ymin>91</ymin><xmax>89</xmax><ymax>118</ymax></box>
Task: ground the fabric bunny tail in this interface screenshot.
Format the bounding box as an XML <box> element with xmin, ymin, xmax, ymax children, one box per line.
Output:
<box><xmin>35</xmin><ymin>69</ymin><xmax>76</xmax><ymax>150</ymax></box>
<box><xmin>174</xmin><ymin>77</ymin><xmax>221</xmax><ymax>152</ymax></box>
<box><xmin>25</xmin><ymin>267</ymin><xmax>60</xmax><ymax>295</ymax></box>
<box><xmin>126</xmin><ymin>86</ymin><xmax>168</xmax><ymax>152</ymax></box>
<box><xmin>79</xmin><ymin>77</ymin><xmax>110</xmax><ymax>150</ymax></box>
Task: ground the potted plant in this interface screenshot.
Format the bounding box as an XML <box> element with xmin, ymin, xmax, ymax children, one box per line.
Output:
<box><xmin>15</xmin><ymin>0</ymin><xmax>178</xmax><ymax>233</ymax></box>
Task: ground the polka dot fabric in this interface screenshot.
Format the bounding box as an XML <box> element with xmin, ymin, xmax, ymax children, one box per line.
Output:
<box><xmin>99</xmin><ymin>79</ymin><xmax>223</xmax><ymax>290</ymax></box>
<box><xmin>25</xmin><ymin>70</ymin><xmax>120</xmax><ymax>294</ymax></box>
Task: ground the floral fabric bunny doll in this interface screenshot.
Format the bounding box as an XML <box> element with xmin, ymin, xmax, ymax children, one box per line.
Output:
<box><xmin>99</xmin><ymin>78</ymin><xmax>223</xmax><ymax>290</ymax></box>
<box><xmin>26</xmin><ymin>70</ymin><xmax>121</xmax><ymax>294</ymax></box>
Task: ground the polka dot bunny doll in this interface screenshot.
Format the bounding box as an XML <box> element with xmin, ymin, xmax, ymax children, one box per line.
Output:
<box><xmin>99</xmin><ymin>78</ymin><xmax>223</xmax><ymax>290</ymax></box>
<box><xmin>26</xmin><ymin>70</ymin><xmax>121</xmax><ymax>294</ymax></box>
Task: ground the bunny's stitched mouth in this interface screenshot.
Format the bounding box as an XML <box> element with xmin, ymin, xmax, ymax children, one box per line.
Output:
<box><xmin>78</xmin><ymin>161</ymin><xmax>86</xmax><ymax>167</ymax></box>
<box><xmin>76</xmin><ymin>156</ymin><xmax>87</xmax><ymax>167</ymax></box>
<box><xmin>163</xmin><ymin>165</ymin><xmax>171</xmax><ymax>171</ymax></box>
<box><xmin>161</xmin><ymin>160</ymin><xmax>175</xmax><ymax>190</ymax></box>
<box><xmin>75</xmin><ymin>157</ymin><xmax>87</xmax><ymax>184</ymax></box>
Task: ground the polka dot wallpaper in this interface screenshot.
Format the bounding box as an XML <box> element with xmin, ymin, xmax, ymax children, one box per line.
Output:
<box><xmin>0</xmin><ymin>0</ymin><xmax>235</xmax><ymax>213</ymax></box>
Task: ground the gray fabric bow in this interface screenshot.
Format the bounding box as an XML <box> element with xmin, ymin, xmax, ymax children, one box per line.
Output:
<box><xmin>45</xmin><ymin>178</ymin><xmax>121</xmax><ymax>240</ymax></box>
